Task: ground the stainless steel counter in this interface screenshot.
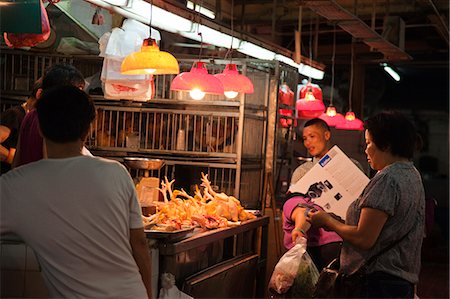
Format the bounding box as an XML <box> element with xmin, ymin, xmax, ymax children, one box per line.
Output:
<box><xmin>149</xmin><ymin>216</ymin><xmax>269</xmax><ymax>298</ymax></box>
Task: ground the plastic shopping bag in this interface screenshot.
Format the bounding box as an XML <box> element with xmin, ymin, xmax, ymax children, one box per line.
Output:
<box><xmin>269</xmin><ymin>237</ymin><xmax>319</xmax><ymax>295</ymax></box>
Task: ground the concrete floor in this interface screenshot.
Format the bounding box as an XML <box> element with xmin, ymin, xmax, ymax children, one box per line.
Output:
<box><xmin>417</xmin><ymin>223</ymin><xmax>449</xmax><ymax>299</ymax></box>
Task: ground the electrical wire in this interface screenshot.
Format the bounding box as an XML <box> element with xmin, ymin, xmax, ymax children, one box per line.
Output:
<box><xmin>330</xmin><ymin>24</ymin><xmax>336</xmax><ymax>106</ymax></box>
<box><xmin>196</xmin><ymin>1</ymin><xmax>204</xmax><ymax>61</ymax></box>
<box><xmin>224</xmin><ymin>0</ymin><xmax>235</xmax><ymax>63</ymax></box>
<box><xmin>308</xmin><ymin>16</ymin><xmax>313</xmax><ymax>82</ymax></box>
<box><xmin>348</xmin><ymin>40</ymin><xmax>354</xmax><ymax>112</ymax></box>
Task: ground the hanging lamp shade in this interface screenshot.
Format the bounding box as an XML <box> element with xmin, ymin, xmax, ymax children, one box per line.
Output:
<box><xmin>335</xmin><ymin>111</ymin><xmax>364</xmax><ymax>130</ymax></box>
<box><xmin>299</xmin><ymin>82</ymin><xmax>323</xmax><ymax>101</ymax></box>
<box><xmin>171</xmin><ymin>61</ymin><xmax>224</xmax><ymax>100</ymax></box>
<box><xmin>296</xmin><ymin>83</ymin><xmax>325</xmax><ymax>118</ymax></box>
<box><xmin>121</xmin><ymin>38</ymin><xmax>179</xmax><ymax>75</ymax></box>
<box><xmin>278</xmin><ymin>83</ymin><xmax>294</xmax><ymax>127</ymax></box>
<box><xmin>214</xmin><ymin>63</ymin><xmax>254</xmax><ymax>99</ymax></box>
<box><xmin>279</xmin><ymin>83</ymin><xmax>295</xmax><ymax>106</ymax></box>
<box><xmin>319</xmin><ymin>106</ymin><xmax>345</xmax><ymax>127</ymax></box>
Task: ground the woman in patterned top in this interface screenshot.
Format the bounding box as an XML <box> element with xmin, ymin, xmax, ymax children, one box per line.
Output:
<box><xmin>307</xmin><ymin>111</ymin><xmax>425</xmax><ymax>298</ymax></box>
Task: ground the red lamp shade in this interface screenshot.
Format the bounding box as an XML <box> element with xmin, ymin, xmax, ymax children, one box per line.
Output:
<box><xmin>335</xmin><ymin>111</ymin><xmax>364</xmax><ymax>130</ymax></box>
<box><xmin>296</xmin><ymin>82</ymin><xmax>325</xmax><ymax>118</ymax></box>
<box><xmin>297</xmin><ymin>99</ymin><xmax>325</xmax><ymax>118</ymax></box>
<box><xmin>171</xmin><ymin>62</ymin><xmax>224</xmax><ymax>100</ymax></box>
<box><xmin>214</xmin><ymin>63</ymin><xmax>254</xmax><ymax>99</ymax></box>
<box><xmin>279</xmin><ymin>109</ymin><xmax>293</xmax><ymax>127</ymax></box>
<box><xmin>299</xmin><ymin>82</ymin><xmax>323</xmax><ymax>101</ymax></box>
<box><xmin>279</xmin><ymin>83</ymin><xmax>295</xmax><ymax>106</ymax></box>
<box><xmin>319</xmin><ymin>106</ymin><xmax>345</xmax><ymax>127</ymax></box>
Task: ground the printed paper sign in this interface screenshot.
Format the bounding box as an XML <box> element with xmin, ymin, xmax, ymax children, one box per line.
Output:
<box><xmin>289</xmin><ymin>146</ymin><xmax>369</xmax><ymax>219</ymax></box>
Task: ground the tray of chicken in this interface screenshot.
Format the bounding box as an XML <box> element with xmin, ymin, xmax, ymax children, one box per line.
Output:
<box><xmin>142</xmin><ymin>173</ymin><xmax>257</xmax><ymax>241</ymax></box>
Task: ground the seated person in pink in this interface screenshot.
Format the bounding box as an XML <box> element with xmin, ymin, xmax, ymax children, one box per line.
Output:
<box><xmin>283</xmin><ymin>192</ymin><xmax>342</xmax><ymax>271</ymax></box>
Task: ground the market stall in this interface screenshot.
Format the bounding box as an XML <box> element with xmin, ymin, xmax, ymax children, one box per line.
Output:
<box><xmin>148</xmin><ymin>216</ymin><xmax>269</xmax><ymax>298</ymax></box>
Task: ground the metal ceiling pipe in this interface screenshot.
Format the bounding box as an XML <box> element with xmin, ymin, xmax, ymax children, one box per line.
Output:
<box><xmin>82</xmin><ymin>0</ymin><xmax>149</xmax><ymax>25</ymax></box>
<box><xmin>427</xmin><ymin>0</ymin><xmax>449</xmax><ymax>43</ymax></box>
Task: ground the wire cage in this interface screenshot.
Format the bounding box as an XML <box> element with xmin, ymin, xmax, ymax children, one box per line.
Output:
<box><xmin>88</xmin><ymin>104</ymin><xmax>240</xmax><ymax>157</ymax></box>
<box><xmin>0</xmin><ymin>48</ymin><xmax>102</xmax><ymax>95</ymax></box>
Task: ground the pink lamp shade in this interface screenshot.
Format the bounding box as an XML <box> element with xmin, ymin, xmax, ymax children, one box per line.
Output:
<box><xmin>171</xmin><ymin>62</ymin><xmax>224</xmax><ymax>95</ymax></box>
<box><xmin>214</xmin><ymin>64</ymin><xmax>254</xmax><ymax>98</ymax></box>
<box><xmin>335</xmin><ymin>111</ymin><xmax>364</xmax><ymax>130</ymax></box>
<box><xmin>319</xmin><ymin>106</ymin><xmax>345</xmax><ymax>127</ymax></box>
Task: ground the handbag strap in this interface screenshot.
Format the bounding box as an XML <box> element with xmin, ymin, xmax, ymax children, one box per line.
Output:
<box><xmin>359</xmin><ymin>224</ymin><xmax>414</xmax><ymax>271</ymax></box>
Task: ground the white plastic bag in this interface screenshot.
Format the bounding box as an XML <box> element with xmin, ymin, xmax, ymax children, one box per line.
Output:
<box><xmin>99</xmin><ymin>19</ymin><xmax>161</xmax><ymax>101</ymax></box>
<box><xmin>269</xmin><ymin>237</ymin><xmax>319</xmax><ymax>295</ymax></box>
<box><xmin>158</xmin><ymin>273</ymin><xmax>193</xmax><ymax>299</ymax></box>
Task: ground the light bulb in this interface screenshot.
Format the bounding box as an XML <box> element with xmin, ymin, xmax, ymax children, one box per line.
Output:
<box><xmin>345</xmin><ymin>111</ymin><xmax>356</xmax><ymax>121</ymax></box>
<box><xmin>189</xmin><ymin>88</ymin><xmax>205</xmax><ymax>100</ymax></box>
<box><xmin>224</xmin><ymin>91</ymin><xmax>238</xmax><ymax>99</ymax></box>
<box><xmin>304</xmin><ymin>91</ymin><xmax>316</xmax><ymax>101</ymax></box>
<box><xmin>326</xmin><ymin>106</ymin><xmax>337</xmax><ymax>117</ymax></box>
<box><xmin>142</xmin><ymin>68</ymin><xmax>156</xmax><ymax>74</ymax></box>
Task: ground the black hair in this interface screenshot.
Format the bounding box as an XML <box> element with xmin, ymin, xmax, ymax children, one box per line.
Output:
<box><xmin>36</xmin><ymin>86</ymin><xmax>95</xmax><ymax>143</ymax></box>
<box><xmin>41</xmin><ymin>63</ymin><xmax>85</xmax><ymax>90</ymax></box>
<box><xmin>304</xmin><ymin>118</ymin><xmax>330</xmax><ymax>131</ymax></box>
<box><xmin>30</xmin><ymin>78</ymin><xmax>42</xmax><ymax>99</ymax></box>
<box><xmin>364</xmin><ymin>111</ymin><xmax>418</xmax><ymax>159</ymax></box>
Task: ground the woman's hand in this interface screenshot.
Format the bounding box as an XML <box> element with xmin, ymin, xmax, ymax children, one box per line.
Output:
<box><xmin>291</xmin><ymin>227</ymin><xmax>305</xmax><ymax>243</ymax></box>
<box><xmin>306</xmin><ymin>209</ymin><xmax>332</xmax><ymax>230</ymax></box>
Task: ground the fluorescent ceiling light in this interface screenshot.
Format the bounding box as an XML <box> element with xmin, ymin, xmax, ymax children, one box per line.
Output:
<box><xmin>82</xmin><ymin>0</ymin><xmax>324</xmax><ymax>80</ymax></box>
<box><xmin>299</xmin><ymin>63</ymin><xmax>325</xmax><ymax>80</ymax></box>
<box><xmin>274</xmin><ymin>55</ymin><xmax>324</xmax><ymax>80</ymax></box>
<box><xmin>186</xmin><ymin>1</ymin><xmax>215</xmax><ymax>19</ymax></box>
<box><xmin>238</xmin><ymin>41</ymin><xmax>276</xmax><ymax>60</ymax></box>
<box><xmin>382</xmin><ymin>63</ymin><xmax>400</xmax><ymax>82</ymax></box>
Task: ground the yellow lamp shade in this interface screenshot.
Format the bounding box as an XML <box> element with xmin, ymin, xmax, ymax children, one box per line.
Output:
<box><xmin>121</xmin><ymin>38</ymin><xmax>179</xmax><ymax>75</ymax></box>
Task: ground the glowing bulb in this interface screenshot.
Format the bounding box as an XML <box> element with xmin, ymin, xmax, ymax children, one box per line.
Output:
<box><xmin>143</xmin><ymin>68</ymin><xmax>156</xmax><ymax>74</ymax></box>
<box><xmin>326</xmin><ymin>106</ymin><xmax>337</xmax><ymax>117</ymax></box>
<box><xmin>345</xmin><ymin>111</ymin><xmax>356</xmax><ymax>121</ymax></box>
<box><xmin>224</xmin><ymin>91</ymin><xmax>238</xmax><ymax>99</ymax></box>
<box><xmin>189</xmin><ymin>88</ymin><xmax>205</xmax><ymax>100</ymax></box>
<box><xmin>304</xmin><ymin>91</ymin><xmax>316</xmax><ymax>101</ymax></box>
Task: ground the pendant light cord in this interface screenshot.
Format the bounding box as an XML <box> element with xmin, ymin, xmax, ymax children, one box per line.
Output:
<box><xmin>349</xmin><ymin>40</ymin><xmax>354</xmax><ymax>112</ymax></box>
<box><xmin>224</xmin><ymin>0</ymin><xmax>234</xmax><ymax>63</ymax></box>
<box><xmin>149</xmin><ymin>0</ymin><xmax>153</xmax><ymax>38</ymax></box>
<box><xmin>196</xmin><ymin>0</ymin><xmax>204</xmax><ymax>61</ymax></box>
<box><xmin>330</xmin><ymin>24</ymin><xmax>336</xmax><ymax>106</ymax></box>
<box><xmin>308</xmin><ymin>16</ymin><xmax>313</xmax><ymax>82</ymax></box>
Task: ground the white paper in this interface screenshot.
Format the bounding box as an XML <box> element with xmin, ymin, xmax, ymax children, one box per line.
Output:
<box><xmin>289</xmin><ymin>145</ymin><xmax>369</xmax><ymax>219</ymax></box>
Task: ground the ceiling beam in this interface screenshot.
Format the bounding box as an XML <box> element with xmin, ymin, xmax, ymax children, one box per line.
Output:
<box><xmin>299</xmin><ymin>0</ymin><xmax>412</xmax><ymax>61</ymax></box>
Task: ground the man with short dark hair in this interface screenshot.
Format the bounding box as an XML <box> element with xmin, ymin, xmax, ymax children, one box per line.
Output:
<box><xmin>1</xmin><ymin>86</ymin><xmax>152</xmax><ymax>298</ymax></box>
<box><xmin>13</xmin><ymin>63</ymin><xmax>90</xmax><ymax>168</ymax></box>
<box><xmin>290</xmin><ymin>118</ymin><xmax>333</xmax><ymax>185</ymax></box>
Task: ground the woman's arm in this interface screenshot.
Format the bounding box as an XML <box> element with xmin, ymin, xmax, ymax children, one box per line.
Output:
<box><xmin>290</xmin><ymin>206</ymin><xmax>310</xmax><ymax>242</ymax></box>
<box><xmin>307</xmin><ymin>207</ymin><xmax>388</xmax><ymax>250</ymax></box>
